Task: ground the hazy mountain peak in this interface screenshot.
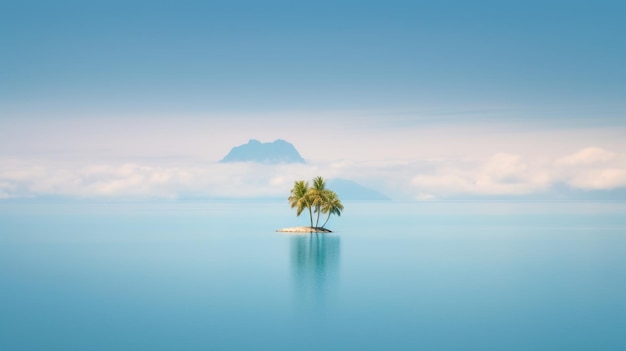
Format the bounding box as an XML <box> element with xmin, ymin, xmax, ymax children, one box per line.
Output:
<box><xmin>220</xmin><ymin>139</ymin><xmax>305</xmax><ymax>164</ymax></box>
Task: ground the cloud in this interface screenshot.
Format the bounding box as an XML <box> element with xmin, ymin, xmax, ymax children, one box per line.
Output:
<box><xmin>408</xmin><ymin>147</ymin><xmax>626</xmax><ymax>199</ymax></box>
<box><xmin>1</xmin><ymin>146</ymin><xmax>625</xmax><ymax>200</ymax></box>
<box><xmin>0</xmin><ymin>160</ymin><xmax>327</xmax><ymax>199</ymax></box>
<box><xmin>410</xmin><ymin>153</ymin><xmax>552</xmax><ymax>199</ymax></box>
<box><xmin>565</xmin><ymin>168</ymin><xmax>626</xmax><ymax>190</ymax></box>
<box><xmin>555</xmin><ymin>147</ymin><xmax>626</xmax><ymax>190</ymax></box>
<box><xmin>557</xmin><ymin>147</ymin><xmax>616</xmax><ymax>166</ymax></box>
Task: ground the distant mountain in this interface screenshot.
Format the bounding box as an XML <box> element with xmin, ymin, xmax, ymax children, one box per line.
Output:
<box><xmin>327</xmin><ymin>178</ymin><xmax>390</xmax><ymax>201</ymax></box>
<box><xmin>220</xmin><ymin>139</ymin><xmax>305</xmax><ymax>164</ymax></box>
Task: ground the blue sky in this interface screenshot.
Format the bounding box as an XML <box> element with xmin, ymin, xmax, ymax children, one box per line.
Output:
<box><xmin>1</xmin><ymin>0</ymin><xmax>626</xmax><ymax>199</ymax></box>
<box><xmin>3</xmin><ymin>0</ymin><xmax>625</xmax><ymax>114</ymax></box>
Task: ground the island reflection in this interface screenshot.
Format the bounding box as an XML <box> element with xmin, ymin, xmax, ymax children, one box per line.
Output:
<box><xmin>291</xmin><ymin>233</ymin><xmax>340</xmax><ymax>307</ymax></box>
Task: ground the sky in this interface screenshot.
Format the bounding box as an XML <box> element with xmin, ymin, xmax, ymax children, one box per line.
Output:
<box><xmin>1</xmin><ymin>0</ymin><xmax>626</xmax><ymax>200</ymax></box>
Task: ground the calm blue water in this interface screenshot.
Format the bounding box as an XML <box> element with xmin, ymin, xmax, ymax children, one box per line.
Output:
<box><xmin>1</xmin><ymin>201</ymin><xmax>625</xmax><ymax>350</ymax></box>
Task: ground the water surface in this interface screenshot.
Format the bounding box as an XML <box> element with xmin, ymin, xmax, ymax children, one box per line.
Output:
<box><xmin>1</xmin><ymin>201</ymin><xmax>625</xmax><ymax>350</ymax></box>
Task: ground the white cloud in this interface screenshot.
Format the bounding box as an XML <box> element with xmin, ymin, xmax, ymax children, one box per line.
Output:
<box><xmin>483</xmin><ymin>153</ymin><xmax>528</xmax><ymax>181</ymax></box>
<box><xmin>410</xmin><ymin>154</ymin><xmax>552</xmax><ymax>198</ymax></box>
<box><xmin>1</xmin><ymin>147</ymin><xmax>625</xmax><ymax>200</ymax></box>
<box><xmin>555</xmin><ymin>147</ymin><xmax>626</xmax><ymax>190</ymax></box>
<box><xmin>557</xmin><ymin>147</ymin><xmax>616</xmax><ymax>166</ymax></box>
<box><xmin>565</xmin><ymin>169</ymin><xmax>626</xmax><ymax>190</ymax></box>
<box><xmin>407</xmin><ymin>147</ymin><xmax>626</xmax><ymax>198</ymax></box>
<box><xmin>0</xmin><ymin>160</ymin><xmax>329</xmax><ymax>199</ymax></box>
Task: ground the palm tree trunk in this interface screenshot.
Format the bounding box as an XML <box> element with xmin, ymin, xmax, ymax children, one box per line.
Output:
<box><xmin>321</xmin><ymin>213</ymin><xmax>331</xmax><ymax>228</ymax></box>
<box><xmin>315</xmin><ymin>206</ymin><xmax>321</xmax><ymax>228</ymax></box>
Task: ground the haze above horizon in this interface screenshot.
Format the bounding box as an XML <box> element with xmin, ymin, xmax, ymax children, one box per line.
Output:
<box><xmin>1</xmin><ymin>0</ymin><xmax>625</xmax><ymax>200</ymax></box>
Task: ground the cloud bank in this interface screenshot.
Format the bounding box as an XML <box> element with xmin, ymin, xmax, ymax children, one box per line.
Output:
<box><xmin>1</xmin><ymin>147</ymin><xmax>625</xmax><ymax>200</ymax></box>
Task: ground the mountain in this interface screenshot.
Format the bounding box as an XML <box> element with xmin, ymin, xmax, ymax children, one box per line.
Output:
<box><xmin>327</xmin><ymin>178</ymin><xmax>391</xmax><ymax>201</ymax></box>
<box><xmin>220</xmin><ymin>139</ymin><xmax>306</xmax><ymax>164</ymax></box>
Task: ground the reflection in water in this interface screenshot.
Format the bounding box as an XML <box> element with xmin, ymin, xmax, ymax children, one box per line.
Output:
<box><xmin>291</xmin><ymin>234</ymin><xmax>340</xmax><ymax>307</ymax></box>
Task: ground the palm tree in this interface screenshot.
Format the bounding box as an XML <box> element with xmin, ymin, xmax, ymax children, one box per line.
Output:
<box><xmin>310</xmin><ymin>176</ymin><xmax>327</xmax><ymax>228</ymax></box>
<box><xmin>320</xmin><ymin>190</ymin><xmax>343</xmax><ymax>228</ymax></box>
<box><xmin>288</xmin><ymin>176</ymin><xmax>344</xmax><ymax>231</ymax></box>
<box><xmin>288</xmin><ymin>180</ymin><xmax>313</xmax><ymax>227</ymax></box>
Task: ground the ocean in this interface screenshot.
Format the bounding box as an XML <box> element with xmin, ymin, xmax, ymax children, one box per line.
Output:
<box><xmin>1</xmin><ymin>200</ymin><xmax>625</xmax><ymax>350</ymax></box>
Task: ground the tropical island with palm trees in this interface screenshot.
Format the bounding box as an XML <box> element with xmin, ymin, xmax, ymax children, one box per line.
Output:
<box><xmin>277</xmin><ymin>176</ymin><xmax>344</xmax><ymax>233</ymax></box>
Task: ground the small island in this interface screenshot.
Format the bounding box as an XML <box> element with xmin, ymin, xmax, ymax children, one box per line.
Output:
<box><xmin>277</xmin><ymin>176</ymin><xmax>343</xmax><ymax>233</ymax></box>
<box><xmin>276</xmin><ymin>226</ymin><xmax>333</xmax><ymax>233</ymax></box>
